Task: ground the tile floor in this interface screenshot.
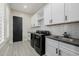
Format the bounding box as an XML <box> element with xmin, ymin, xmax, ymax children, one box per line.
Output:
<box><xmin>0</xmin><ymin>40</ymin><xmax>39</xmax><ymax>56</ymax></box>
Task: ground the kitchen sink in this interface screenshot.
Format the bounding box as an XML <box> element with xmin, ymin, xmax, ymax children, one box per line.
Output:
<box><xmin>61</xmin><ymin>37</ymin><xmax>74</xmax><ymax>42</ymax></box>
<box><xmin>53</xmin><ymin>36</ymin><xmax>59</xmax><ymax>38</ymax></box>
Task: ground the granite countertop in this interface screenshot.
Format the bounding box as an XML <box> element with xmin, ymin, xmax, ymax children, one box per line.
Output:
<box><xmin>28</xmin><ymin>31</ymin><xmax>35</xmax><ymax>33</ymax></box>
<box><xmin>28</xmin><ymin>31</ymin><xmax>44</xmax><ymax>36</ymax></box>
<box><xmin>46</xmin><ymin>35</ymin><xmax>79</xmax><ymax>47</ymax></box>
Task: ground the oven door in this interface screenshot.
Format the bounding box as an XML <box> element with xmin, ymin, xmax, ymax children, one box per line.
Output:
<box><xmin>34</xmin><ymin>35</ymin><xmax>45</xmax><ymax>55</ymax></box>
<box><xmin>31</xmin><ymin>33</ymin><xmax>35</xmax><ymax>48</ymax></box>
<box><xmin>34</xmin><ymin>35</ymin><xmax>41</xmax><ymax>49</ymax></box>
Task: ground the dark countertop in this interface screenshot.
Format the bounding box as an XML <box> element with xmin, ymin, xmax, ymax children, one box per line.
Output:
<box><xmin>28</xmin><ymin>31</ymin><xmax>79</xmax><ymax>47</ymax></box>
<box><xmin>28</xmin><ymin>32</ymin><xmax>44</xmax><ymax>36</ymax></box>
<box><xmin>28</xmin><ymin>32</ymin><xmax>35</xmax><ymax>33</ymax></box>
<box><xmin>46</xmin><ymin>35</ymin><xmax>79</xmax><ymax>47</ymax></box>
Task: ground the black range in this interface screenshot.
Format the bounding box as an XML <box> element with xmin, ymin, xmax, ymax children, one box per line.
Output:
<box><xmin>46</xmin><ymin>35</ymin><xmax>79</xmax><ymax>47</ymax></box>
<box><xmin>30</xmin><ymin>30</ymin><xmax>51</xmax><ymax>56</ymax></box>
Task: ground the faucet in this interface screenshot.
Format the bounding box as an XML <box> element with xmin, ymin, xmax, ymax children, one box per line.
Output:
<box><xmin>63</xmin><ymin>32</ymin><xmax>70</xmax><ymax>38</ymax></box>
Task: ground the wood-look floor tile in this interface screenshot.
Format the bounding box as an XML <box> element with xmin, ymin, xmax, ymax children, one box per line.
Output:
<box><xmin>0</xmin><ymin>40</ymin><xmax>39</xmax><ymax>56</ymax></box>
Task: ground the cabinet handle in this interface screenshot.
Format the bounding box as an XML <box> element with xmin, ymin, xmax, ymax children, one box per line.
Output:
<box><xmin>59</xmin><ymin>50</ymin><xmax>61</xmax><ymax>55</ymax></box>
<box><xmin>56</xmin><ymin>48</ymin><xmax>58</xmax><ymax>54</ymax></box>
<box><xmin>65</xmin><ymin>16</ymin><xmax>67</xmax><ymax>21</ymax></box>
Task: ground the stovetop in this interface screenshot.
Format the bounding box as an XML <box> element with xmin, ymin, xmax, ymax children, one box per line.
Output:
<box><xmin>36</xmin><ymin>30</ymin><xmax>51</xmax><ymax>36</ymax></box>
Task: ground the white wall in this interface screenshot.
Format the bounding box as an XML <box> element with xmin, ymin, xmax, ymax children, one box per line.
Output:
<box><xmin>10</xmin><ymin>10</ymin><xmax>31</xmax><ymax>43</ymax></box>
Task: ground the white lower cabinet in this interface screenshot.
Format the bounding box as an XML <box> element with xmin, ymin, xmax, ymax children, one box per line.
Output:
<box><xmin>59</xmin><ymin>48</ymin><xmax>78</xmax><ymax>56</ymax></box>
<box><xmin>46</xmin><ymin>38</ymin><xmax>59</xmax><ymax>56</ymax></box>
<box><xmin>46</xmin><ymin>38</ymin><xmax>79</xmax><ymax>56</ymax></box>
<box><xmin>59</xmin><ymin>41</ymin><xmax>79</xmax><ymax>55</ymax></box>
<box><xmin>46</xmin><ymin>46</ymin><xmax>58</xmax><ymax>56</ymax></box>
<box><xmin>27</xmin><ymin>33</ymin><xmax>30</xmax><ymax>41</ymax></box>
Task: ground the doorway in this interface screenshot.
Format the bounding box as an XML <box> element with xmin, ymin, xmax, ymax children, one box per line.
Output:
<box><xmin>13</xmin><ymin>16</ymin><xmax>22</xmax><ymax>42</ymax></box>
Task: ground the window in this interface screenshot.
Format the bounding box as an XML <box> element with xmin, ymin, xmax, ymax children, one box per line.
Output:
<box><xmin>0</xmin><ymin>16</ymin><xmax>4</xmax><ymax>44</ymax></box>
<box><xmin>0</xmin><ymin>3</ymin><xmax>5</xmax><ymax>44</ymax></box>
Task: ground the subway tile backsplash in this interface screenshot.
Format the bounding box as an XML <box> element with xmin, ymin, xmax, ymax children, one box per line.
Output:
<box><xmin>31</xmin><ymin>23</ymin><xmax>79</xmax><ymax>39</ymax></box>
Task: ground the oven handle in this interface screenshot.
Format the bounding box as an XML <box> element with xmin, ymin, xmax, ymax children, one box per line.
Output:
<box><xmin>35</xmin><ymin>36</ymin><xmax>40</xmax><ymax>39</ymax></box>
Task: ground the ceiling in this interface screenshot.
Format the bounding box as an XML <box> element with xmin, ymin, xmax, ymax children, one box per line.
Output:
<box><xmin>9</xmin><ymin>3</ymin><xmax>46</xmax><ymax>15</ymax></box>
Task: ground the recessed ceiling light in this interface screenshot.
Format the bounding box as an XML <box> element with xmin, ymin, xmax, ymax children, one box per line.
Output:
<box><xmin>24</xmin><ymin>5</ymin><xmax>27</xmax><ymax>8</ymax></box>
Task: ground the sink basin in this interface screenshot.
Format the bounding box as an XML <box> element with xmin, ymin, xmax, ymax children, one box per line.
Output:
<box><xmin>62</xmin><ymin>38</ymin><xmax>74</xmax><ymax>42</ymax></box>
<box><xmin>53</xmin><ymin>36</ymin><xmax>59</xmax><ymax>38</ymax></box>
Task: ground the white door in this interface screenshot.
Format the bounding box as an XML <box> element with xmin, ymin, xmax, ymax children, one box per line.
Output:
<box><xmin>65</xmin><ymin>3</ymin><xmax>79</xmax><ymax>22</ymax></box>
<box><xmin>52</xmin><ymin>3</ymin><xmax>65</xmax><ymax>24</ymax></box>
<box><xmin>44</xmin><ymin>4</ymin><xmax>52</xmax><ymax>25</ymax></box>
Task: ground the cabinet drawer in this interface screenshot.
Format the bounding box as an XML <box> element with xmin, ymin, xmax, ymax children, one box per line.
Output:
<box><xmin>59</xmin><ymin>42</ymin><xmax>79</xmax><ymax>55</ymax></box>
<box><xmin>46</xmin><ymin>38</ymin><xmax>58</xmax><ymax>48</ymax></box>
<box><xmin>46</xmin><ymin>45</ymin><xmax>58</xmax><ymax>56</ymax></box>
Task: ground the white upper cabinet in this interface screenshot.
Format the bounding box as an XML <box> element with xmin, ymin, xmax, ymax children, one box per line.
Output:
<box><xmin>44</xmin><ymin>3</ymin><xmax>65</xmax><ymax>25</ymax></box>
<box><xmin>31</xmin><ymin>3</ymin><xmax>79</xmax><ymax>27</ymax></box>
<box><xmin>34</xmin><ymin>14</ymin><xmax>38</xmax><ymax>26</ymax></box>
<box><xmin>31</xmin><ymin>13</ymin><xmax>40</xmax><ymax>27</ymax></box>
<box><xmin>37</xmin><ymin>8</ymin><xmax>44</xmax><ymax>26</ymax></box>
<box><xmin>31</xmin><ymin>15</ymin><xmax>35</xmax><ymax>27</ymax></box>
<box><xmin>65</xmin><ymin>3</ymin><xmax>79</xmax><ymax>22</ymax></box>
<box><xmin>51</xmin><ymin>3</ymin><xmax>65</xmax><ymax>24</ymax></box>
<box><xmin>37</xmin><ymin>8</ymin><xmax>44</xmax><ymax>20</ymax></box>
<box><xmin>31</xmin><ymin>7</ymin><xmax>44</xmax><ymax>27</ymax></box>
<box><xmin>44</xmin><ymin>4</ymin><xmax>52</xmax><ymax>25</ymax></box>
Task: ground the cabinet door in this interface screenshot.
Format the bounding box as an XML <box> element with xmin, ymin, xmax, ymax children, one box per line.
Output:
<box><xmin>28</xmin><ymin>33</ymin><xmax>30</xmax><ymax>40</ymax></box>
<box><xmin>52</xmin><ymin>3</ymin><xmax>65</xmax><ymax>24</ymax></box>
<box><xmin>31</xmin><ymin>14</ymin><xmax>38</xmax><ymax>27</ymax></box>
<box><xmin>65</xmin><ymin>3</ymin><xmax>79</xmax><ymax>22</ymax></box>
<box><xmin>46</xmin><ymin>38</ymin><xmax>58</xmax><ymax>56</ymax></box>
<box><xmin>31</xmin><ymin>16</ymin><xmax>35</xmax><ymax>27</ymax></box>
<box><xmin>59</xmin><ymin>42</ymin><xmax>79</xmax><ymax>56</ymax></box>
<box><xmin>44</xmin><ymin>4</ymin><xmax>52</xmax><ymax>25</ymax></box>
<box><xmin>46</xmin><ymin>38</ymin><xmax>58</xmax><ymax>48</ymax></box>
<box><xmin>34</xmin><ymin>14</ymin><xmax>38</xmax><ymax>26</ymax></box>
<box><xmin>60</xmin><ymin>48</ymin><xmax>78</xmax><ymax>56</ymax></box>
<box><xmin>46</xmin><ymin>45</ymin><xmax>58</xmax><ymax>56</ymax></box>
